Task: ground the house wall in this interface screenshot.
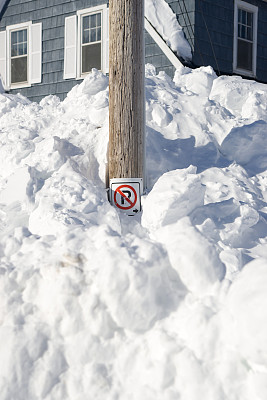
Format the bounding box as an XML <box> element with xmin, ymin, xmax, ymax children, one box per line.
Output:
<box><xmin>0</xmin><ymin>0</ymin><xmax>177</xmax><ymax>102</ymax></box>
<box><xmin>175</xmin><ymin>0</ymin><xmax>267</xmax><ymax>82</ymax></box>
<box><xmin>0</xmin><ymin>0</ymin><xmax>108</xmax><ymax>102</ymax></box>
<box><xmin>194</xmin><ymin>0</ymin><xmax>234</xmax><ymax>75</ymax></box>
<box><xmin>1</xmin><ymin>0</ymin><xmax>267</xmax><ymax>102</ymax></box>
<box><xmin>145</xmin><ymin>29</ymin><xmax>176</xmax><ymax>78</ymax></box>
<box><xmin>174</xmin><ymin>0</ymin><xmax>234</xmax><ymax>75</ymax></box>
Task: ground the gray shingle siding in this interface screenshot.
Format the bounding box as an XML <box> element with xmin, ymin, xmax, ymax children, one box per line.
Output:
<box><xmin>144</xmin><ymin>29</ymin><xmax>176</xmax><ymax>77</ymax></box>
<box><xmin>0</xmin><ymin>0</ymin><xmax>176</xmax><ymax>101</ymax></box>
<box><xmin>188</xmin><ymin>0</ymin><xmax>234</xmax><ymax>75</ymax></box>
<box><xmin>0</xmin><ymin>0</ymin><xmax>177</xmax><ymax>102</ymax></box>
<box><xmin>1</xmin><ymin>0</ymin><xmax>267</xmax><ymax>102</ymax></box>
<box><xmin>174</xmin><ymin>0</ymin><xmax>267</xmax><ymax>81</ymax></box>
<box><xmin>0</xmin><ymin>0</ymin><xmax>108</xmax><ymax>102</ymax></box>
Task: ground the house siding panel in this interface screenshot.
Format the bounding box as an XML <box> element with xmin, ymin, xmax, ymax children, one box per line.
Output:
<box><xmin>193</xmin><ymin>0</ymin><xmax>234</xmax><ymax>75</ymax></box>
<box><xmin>1</xmin><ymin>0</ymin><xmax>267</xmax><ymax>102</ymax></box>
<box><xmin>0</xmin><ymin>0</ymin><xmax>108</xmax><ymax>101</ymax></box>
<box><xmin>144</xmin><ymin>30</ymin><xmax>176</xmax><ymax>77</ymax></box>
<box><xmin>175</xmin><ymin>0</ymin><xmax>267</xmax><ymax>82</ymax></box>
<box><xmin>1</xmin><ymin>0</ymin><xmax>178</xmax><ymax>101</ymax></box>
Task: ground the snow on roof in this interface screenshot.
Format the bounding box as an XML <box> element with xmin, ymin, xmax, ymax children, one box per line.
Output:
<box><xmin>145</xmin><ymin>0</ymin><xmax>192</xmax><ymax>61</ymax></box>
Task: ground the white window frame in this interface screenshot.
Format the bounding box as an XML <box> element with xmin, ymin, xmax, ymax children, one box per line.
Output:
<box><xmin>233</xmin><ymin>0</ymin><xmax>258</xmax><ymax>77</ymax></box>
<box><xmin>7</xmin><ymin>21</ymin><xmax>32</xmax><ymax>89</ymax></box>
<box><xmin>77</xmin><ymin>4</ymin><xmax>108</xmax><ymax>79</ymax></box>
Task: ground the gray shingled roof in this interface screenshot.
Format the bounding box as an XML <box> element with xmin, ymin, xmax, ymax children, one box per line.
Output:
<box><xmin>0</xmin><ymin>0</ymin><xmax>6</xmax><ymax>15</ymax></box>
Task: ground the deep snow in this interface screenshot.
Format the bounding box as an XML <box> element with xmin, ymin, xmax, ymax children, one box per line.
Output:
<box><xmin>0</xmin><ymin>65</ymin><xmax>267</xmax><ymax>400</ymax></box>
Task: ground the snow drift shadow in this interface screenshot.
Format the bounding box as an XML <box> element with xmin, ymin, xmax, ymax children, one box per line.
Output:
<box><xmin>220</xmin><ymin>120</ymin><xmax>267</xmax><ymax>176</ymax></box>
<box><xmin>146</xmin><ymin>127</ymin><xmax>230</xmax><ymax>189</ymax></box>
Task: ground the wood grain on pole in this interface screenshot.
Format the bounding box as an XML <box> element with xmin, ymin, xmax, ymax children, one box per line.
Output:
<box><xmin>108</xmin><ymin>0</ymin><xmax>145</xmax><ymax>182</ymax></box>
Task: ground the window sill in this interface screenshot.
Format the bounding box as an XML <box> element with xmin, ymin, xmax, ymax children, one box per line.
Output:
<box><xmin>10</xmin><ymin>82</ymin><xmax>31</xmax><ymax>89</ymax></box>
<box><xmin>76</xmin><ymin>70</ymin><xmax>105</xmax><ymax>80</ymax></box>
<box><xmin>233</xmin><ymin>67</ymin><xmax>256</xmax><ymax>78</ymax></box>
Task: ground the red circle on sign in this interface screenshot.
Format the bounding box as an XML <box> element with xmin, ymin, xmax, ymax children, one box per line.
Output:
<box><xmin>114</xmin><ymin>184</ymin><xmax>137</xmax><ymax>210</ymax></box>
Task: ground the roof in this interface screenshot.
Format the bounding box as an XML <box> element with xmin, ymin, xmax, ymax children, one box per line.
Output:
<box><xmin>0</xmin><ymin>0</ymin><xmax>6</xmax><ymax>16</ymax></box>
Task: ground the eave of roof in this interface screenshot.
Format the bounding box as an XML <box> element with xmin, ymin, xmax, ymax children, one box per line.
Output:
<box><xmin>0</xmin><ymin>0</ymin><xmax>7</xmax><ymax>19</ymax></box>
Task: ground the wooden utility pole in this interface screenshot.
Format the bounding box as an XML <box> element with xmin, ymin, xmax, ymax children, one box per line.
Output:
<box><xmin>108</xmin><ymin>0</ymin><xmax>145</xmax><ymax>183</ymax></box>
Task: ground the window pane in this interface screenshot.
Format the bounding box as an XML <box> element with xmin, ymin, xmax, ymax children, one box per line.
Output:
<box><xmin>18</xmin><ymin>30</ymin><xmax>24</xmax><ymax>43</ymax></box>
<box><xmin>82</xmin><ymin>13</ymin><xmax>102</xmax><ymax>44</ymax></box>
<box><xmin>91</xmin><ymin>28</ymin><xmax>96</xmax><ymax>42</ymax></box>
<box><xmin>241</xmin><ymin>9</ymin><xmax>246</xmax><ymax>24</ymax></box>
<box><xmin>23</xmin><ymin>29</ymin><xmax>27</xmax><ymax>42</ymax></box>
<box><xmin>82</xmin><ymin>43</ymin><xmax>101</xmax><ymax>73</ymax></box>
<box><xmin>238</xmin><ymin>8</ymin><xmax>242</xmax><ymax>23</ymax></box>
<box><xmin>83</xmin><ymin>16</ymin><xmax>89</xmax><ymax>30</ymax></box>
<box><xmin>97</xmin><ymin>27</ymin><xmax>101</xmax><ymax>41</ymax></box>
<box><xmin>237</xmin><ymin>9</ymin><xmax>253</xmax><ymax>37</ymax></box>
<box><xmin>96</xmin><ymin>13</ymin><xmax>101</xmax><ymax>27</ymax></box>
<box><xmin>23</xmin><ymin>41</ymin><xmax>27</xmax><ymax>55</ymax></box>
<box><xmin>237</xmin><ymin>39</ymin><xmax>252</xmax><ymax>71</ymax></box>
<box><xmin>241</xmin><ymin>24</ymin><xmax>246</xmax><ymax>39</ymax></box>
<box><xmin>247</xmin><ymin>12</ymin><xmax>253</xmax><ymax>28</ymax></box>
<box><xmin>238</xmin><ymin>23</ymin><xmax>242</xmax><ymax>39</ymax></box>
<box><xmin>18</xmin><ymin>43</ymin><xmax>24</xmax><ymax>56</ymax></box>
<box><xmin>247</xmin><ymin>27</ymin><xmax>252</xmax><ymax>41</ymax></box>
<box><xmin>11</xmin><ymin>44</ymin><xmax>17</xmax><ymax>57</ymax></box>
<box><xmin>11</xmin><ymin>31</ymin><xmax>17</xmax><ymax>45</ymax></box>
<box><xmin>11</xmin><ymin>29</ymin><xmax>27</xmax><ymax>55</ymax></box>
<box><xmin>90</xmin><ymin>14</ymin><xmax>96</xmax><ymax>28</ymax></box>
<box><xmin>83</xmin><ymin>29</ymin><xmax>89</xmax><ymax>44</ymax></box>
<box><xmin>11</xmin><ymin>55</ymin><xmax>27</xmax><ymax>83</ymax></box>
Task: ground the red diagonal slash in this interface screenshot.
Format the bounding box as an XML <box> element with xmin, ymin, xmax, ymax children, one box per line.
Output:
<box><xmin>116</xmin><ymin>188</ymin><xmax>135</xmax><ymax>207</ymax></box>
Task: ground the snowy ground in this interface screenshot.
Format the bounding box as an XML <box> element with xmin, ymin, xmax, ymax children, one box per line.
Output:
<box><xmin>0</xmin><ymin>65</ymin><xmax>267</xmax><ymax>400</ymax></box>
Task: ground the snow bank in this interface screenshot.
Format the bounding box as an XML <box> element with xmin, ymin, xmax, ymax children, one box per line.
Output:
<box><xmin>220</xmin><ymin>121</ymin><xmax>267</xmax><ymax>174</ymax></box>
<box><xmin>226</xmin><ymin>258</ymin><xmax>267</xmax><ymax>365</ymax></box>
<box><xmin>142</xmin><ymin>166</ymin><xmax>205</xmax><ymax>231</ymax></box>
<box><xmin>145</xmin><ymin>0</ymin><xmax>192</xmax><ymax>61</ymax></box>
<box><xmin>0</xmin><ymin>66</ymin><xmax>267</xmax><ymax>399</ymax></box>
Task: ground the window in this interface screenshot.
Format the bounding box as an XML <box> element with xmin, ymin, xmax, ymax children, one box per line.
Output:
<box><xmin>233</xmin><ymin>0</ymin><xmax>258</xmax><ymax>76</ymax></box>
<box><xmin>64</xmin><ymin>5</ymin><xmax>109</xmax><ymax>80</ymax></box>
<box><xmin>11</xmin><ymin>28</ymin><xmax>28</xmax><ymax>84</ymax></box>
<box><xmin>81</xmin><ymin>13</ymin><xmax>102</xmax><ymax>74</ymax></box>
<box><xmin>0</xmin><ymin>21</ymin><xmax>42</xmax><ymax>90</ymax></box>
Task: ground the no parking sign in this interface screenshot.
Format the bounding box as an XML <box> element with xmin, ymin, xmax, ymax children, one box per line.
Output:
<box><xmin>110</xmin><ymin>178</ymin><xmax>143</xmax><ymax>215</ymax></box>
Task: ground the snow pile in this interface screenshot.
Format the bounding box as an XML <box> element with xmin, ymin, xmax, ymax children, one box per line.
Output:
<box><xmin>0</xmin><ymin>66</ymin><xmax>267</xmax><ymax>399</ymax></box>
<box><xmin>145</xmin><ymin>0</ymin><xmax>192</xmax><ymax>61</ymax></box>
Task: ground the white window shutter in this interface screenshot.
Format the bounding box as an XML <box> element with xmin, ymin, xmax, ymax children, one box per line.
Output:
<box><xmin>64</xmin><ymin>15</ymin><xmax>77</xmax><ymax>79</ymax></box>
<box><xmin>0</xmin><ymin>31</ymin><xmax>7</xmax><ymax>90</ymax></box>
<box><xmin>30</xmin><ymin>23</ymin><xmax>42</xmax><ymax>84</ymax></box>
<box><xmin>103</xmin><ymin>8</ymin><xmax>109</xmax><ymax>74</ymax></box>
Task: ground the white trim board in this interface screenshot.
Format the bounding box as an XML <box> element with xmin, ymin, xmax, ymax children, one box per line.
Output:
<box><xmin>144</xmin><ymin>17</ymin><xmax>182</xmax><ymax>70</ymax></box>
